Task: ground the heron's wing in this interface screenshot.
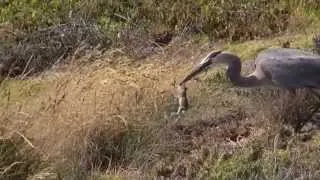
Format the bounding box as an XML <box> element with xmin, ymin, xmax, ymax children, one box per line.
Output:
<box><xmin>256</xmin><ymin>48</ymin><xmax>317</xmax><ymax>64</ymax></box>
<box><xmin>258</xmin><ymin>50</ymin><xmax>320</xmax><ymax>88</ymax></box>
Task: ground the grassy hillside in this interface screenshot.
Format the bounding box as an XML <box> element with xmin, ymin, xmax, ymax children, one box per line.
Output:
<box><xmin>1</xmin><ymin>1</ymin><xmax>320</xmax><ymax>180</ymax></box>
<box><xmin>1</xmin><ymin>26</ymin><xmax>320</xmax><ymax>179</ymax></box>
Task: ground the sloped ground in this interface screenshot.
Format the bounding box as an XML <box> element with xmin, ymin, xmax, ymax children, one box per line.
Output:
<box><xmin>0</xmin><ymin>29</ymin><xmax>320</xmax><ymax>180</ymax></box>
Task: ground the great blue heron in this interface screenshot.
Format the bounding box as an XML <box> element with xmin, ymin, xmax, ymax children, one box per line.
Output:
<box><xmin>179</xmin><ymin>48</ymin><xmax>320</xmax><ymax>94</ymax></box>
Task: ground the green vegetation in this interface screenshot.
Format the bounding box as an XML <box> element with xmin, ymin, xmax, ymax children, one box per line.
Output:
<box><xmin>203</xmin><ymin>141</ymin><xmax>320</xmax><ymax>180</ymax></box>
<box><xmin>1</xmin><ymin>0</ymin><xmax>320</xmax><ymax>40</ymax></box>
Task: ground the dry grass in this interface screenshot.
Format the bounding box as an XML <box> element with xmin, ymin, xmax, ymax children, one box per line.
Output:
<box><xmin>0</xmin><ymin>55</ymin><xmax>181</xmax><ymax>178</ymax></box>
<box><xmin>1</xmin><ymin>28</ymin><xmax>320</xmax><ymax>179</ymax></box>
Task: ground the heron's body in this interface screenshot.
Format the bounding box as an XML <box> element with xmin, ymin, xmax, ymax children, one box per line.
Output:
<box><xmin>180</xmin><ymin>48</ymin><xmax>320</xmax><ymax>91</ymax></box>
<box><xmin>254</xmin><ymin>48</ymin><xmax>320</xmax><ymax>89</ymax></box>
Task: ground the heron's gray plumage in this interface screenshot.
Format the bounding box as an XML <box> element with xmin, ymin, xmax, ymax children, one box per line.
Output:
<box><xmin>180</xmin><ymin>48</ymin><xmax>320</xmax><ymax>90</ymax></box>
<box><xmin>256</xmin><ymin>48</ymin><xmax>320</xmax><ymax>88</ymax></box>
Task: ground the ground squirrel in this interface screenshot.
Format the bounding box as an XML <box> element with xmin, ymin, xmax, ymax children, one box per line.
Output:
<box><xmin>176</xmin><ymin>85</ymin><xmax>188</xmax><ymax>114</ymax></box>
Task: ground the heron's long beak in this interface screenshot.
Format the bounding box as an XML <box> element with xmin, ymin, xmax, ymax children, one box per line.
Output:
<box><xmin>179</xmin><ymin>50</ymin><xmax>222</xmax><ymax>85</ymax></box>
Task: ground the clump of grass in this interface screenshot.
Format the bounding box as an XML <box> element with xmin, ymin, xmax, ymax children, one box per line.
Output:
<box><xmin>0</xmin><ymin>134</ymin><xmax>41</xmax><ymax>180</ymax></box>
<box><xmin>0</xmin><ymin>64</ymin><xmax>175</xmax><ymax>179</ymax></box>
<box><xmin>62</xmin><ymin>122</ymin><xmax>152</xmax><ymax>173</ymax></box>
<box><xmin>251</xmin><ymin>88</ymin><xmax>320</xmax><ymax>134</ymax></box>
<box><xmin>202</xmin><ymin>138</ymin><xmax>320</xmax><ymax>180</ymax></box>
<box><xmin>204</xmin><ymin>146</ymin><xmax>268</xmax><ymax>180</ymax></box>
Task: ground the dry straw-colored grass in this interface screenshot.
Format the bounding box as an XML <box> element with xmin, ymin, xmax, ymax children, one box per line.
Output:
<box><xmin>0</xmin><ymin>52</ymin><xmax>190</xmax><ymax>178</ymax></box>
<box><xmin>1</xmin><ymin>32</ymin><xmax>320</xmax><ymax>179</ymax></box>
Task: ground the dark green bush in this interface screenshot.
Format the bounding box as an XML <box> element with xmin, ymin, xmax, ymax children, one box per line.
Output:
<box><xmin>1</xmin><ymin>0</ymin><xmax>319</xmax><ymax>41</ymax></box>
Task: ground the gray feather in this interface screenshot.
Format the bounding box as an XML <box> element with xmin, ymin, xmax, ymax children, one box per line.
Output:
<box><xmin>257</xmin><ymin>48</ymin><xmax>320</xmax><ymax>88</ymax></box>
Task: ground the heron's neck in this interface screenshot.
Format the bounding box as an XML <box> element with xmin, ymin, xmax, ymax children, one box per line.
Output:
<box><xmin>225</xmin><ymin>56</ymin><xmax>260</xmax><ymax>87</ymax></box>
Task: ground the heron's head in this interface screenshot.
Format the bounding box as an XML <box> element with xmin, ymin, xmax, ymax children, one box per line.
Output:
<box><xmin>179</xmin><ymin>50</ymin><xmax>223</xmax><ymax>85</ymax></box>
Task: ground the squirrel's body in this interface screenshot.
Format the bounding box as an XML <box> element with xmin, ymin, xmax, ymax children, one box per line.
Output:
<box><xmin>176</xmin><ymin>85</ymin><xmax>188</xmax><ymax>114</ymax></box>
